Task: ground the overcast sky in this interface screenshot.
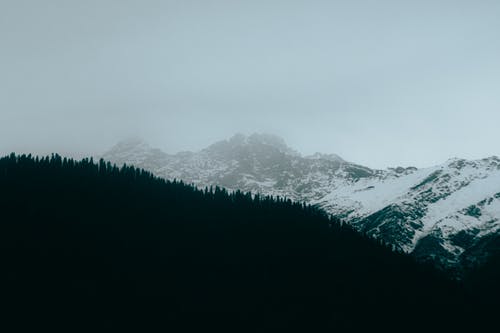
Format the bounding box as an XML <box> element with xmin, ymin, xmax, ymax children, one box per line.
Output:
<box><xmin>1</xmin><ymin>0</ymin><xmax>499</xmax><ymax>168</ymax></box>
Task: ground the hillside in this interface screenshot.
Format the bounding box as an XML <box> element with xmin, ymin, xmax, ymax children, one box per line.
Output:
<box><xmin>0</xmin><ymin>153</ymin><xmax>474</xmax><ymax>331</ymax></box>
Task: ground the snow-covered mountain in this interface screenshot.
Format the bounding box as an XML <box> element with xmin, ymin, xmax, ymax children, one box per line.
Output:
<box><xmin>102</xmin><ymin>133</ymin><xmax>500</xmax><ymax>272</ymax></box>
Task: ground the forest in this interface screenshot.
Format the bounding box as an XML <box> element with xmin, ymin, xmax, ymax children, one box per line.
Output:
<box><xmin>0</xmin><ymin>153</ymin><xmax>496</xmax><ymax>332</ymax></box>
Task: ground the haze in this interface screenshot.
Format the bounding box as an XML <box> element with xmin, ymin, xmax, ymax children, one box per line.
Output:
<box><xmin>1</xmin><ymin>0</ymin><xmax>500</xmax><ymax>168</ymax></box>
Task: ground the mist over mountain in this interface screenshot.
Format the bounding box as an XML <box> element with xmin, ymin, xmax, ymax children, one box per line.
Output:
<box><xmin>103</xmin><ymin>133</ymin><xmax>500</xmax><ymax>274</ymax></box>
<box><xmin>3</xmin><ymin>1</ymin><xmax>500</xmax><ymax>331</ymax></box>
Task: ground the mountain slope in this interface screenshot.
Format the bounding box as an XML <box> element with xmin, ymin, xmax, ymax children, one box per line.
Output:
<box><xmin>102</xmin><ymin>134</ymin><xmax>500</xmax><ymax>272</ymax></box>
<box><xmin>0</xmin><ymin>153</ymin><xmax>470</xmax><ymax>331</ymax></box>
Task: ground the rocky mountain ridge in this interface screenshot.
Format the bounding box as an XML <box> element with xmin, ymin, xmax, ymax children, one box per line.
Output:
<box><xmin>102</xmin><ymin>134</ymin><xmax>500</xmax><ymax>272</ymax></box>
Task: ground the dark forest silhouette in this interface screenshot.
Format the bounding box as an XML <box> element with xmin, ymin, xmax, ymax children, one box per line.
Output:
<box><xmin>0</xmin><ymin>153</ymin><xmax>494</xmax><ymax>331</ymax></box>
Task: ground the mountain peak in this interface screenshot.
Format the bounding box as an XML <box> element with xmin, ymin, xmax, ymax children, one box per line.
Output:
<box><xmin>247</xmin><ymin>133</ymin><xmax>288</xmax><ymax>148</ymax></box>
<box><xmin>306</xmin><ymin>152</ymin><xmax>345</xmax><ymax>162</ymax></box>
<box><xmin>102</xmin><ymin>137</ymin><xmax>162</xmax><ymax>166</ymax></box>
<box><xmin>206</xmin><ymin>133</ymin><xmax>298</xmax><ymax>156</ymax></box>
<box><xmin>113</xmin><ymin>137</ymin><xmax>150</xmax><ymax>150</ymax></box>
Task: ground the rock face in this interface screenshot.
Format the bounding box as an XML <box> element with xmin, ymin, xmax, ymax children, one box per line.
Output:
<box><xmin>102</xmin><ymin>133</ymin><xmax>500</xmax><ymax>272</ymax></box>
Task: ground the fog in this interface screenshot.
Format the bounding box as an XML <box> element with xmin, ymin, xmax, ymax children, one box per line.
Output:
<box><xmin>1</xmin><ymin>0</ymin><xmax>499</xmax><ymax>168</ymax></box>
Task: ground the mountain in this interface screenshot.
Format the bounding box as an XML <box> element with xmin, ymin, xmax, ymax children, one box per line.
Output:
<box><xmin>102</xmin><ymin>133</ymin><xmax>500</xmax><ymax>273</ymax></box>
<box><xmin>0</xmin><ymin>154</ymin><xmax>472</xmax><ymax>331</ymax></box>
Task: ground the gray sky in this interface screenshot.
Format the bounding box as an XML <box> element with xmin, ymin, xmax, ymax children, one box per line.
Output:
<box><xmin>1</xmin><ymin>0</ymin><xmax>499</xmax><ymax>168</ymax></box>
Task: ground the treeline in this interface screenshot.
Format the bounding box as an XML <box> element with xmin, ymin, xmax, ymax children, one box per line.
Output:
<box><xmin>0</xmin><ymin>153</ymin><xmax>481</xmax><ymax>331</ymax></box>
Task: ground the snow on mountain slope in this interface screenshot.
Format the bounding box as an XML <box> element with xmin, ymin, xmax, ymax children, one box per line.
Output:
<box><xmin>316</xmin><ymin>165</ymin><xmax>438</xmax><ymax>218</ymax></box>
<box><xmin>102</xmin><ymin>134</ymin><xmax>500</xmax><ymax>271</ymax></box>
<box><xmin>318</xmin><ymin>157</ymin><xmax>500</xmax><ymax>265</ymax></box>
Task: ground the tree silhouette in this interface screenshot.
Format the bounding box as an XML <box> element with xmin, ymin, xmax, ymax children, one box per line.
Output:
<box><xmin>0</xmin><ymin>153</ymin><xmax>485</xmax><ymax>332</ymax></box>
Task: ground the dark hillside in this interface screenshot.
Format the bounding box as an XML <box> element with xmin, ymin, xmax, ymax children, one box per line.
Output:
<box><xmin>0</xmin><ymin>154</ymin><xmax>472</xmax><ymax>332</ymax></box>
<box><xmin>464</xmin><ymin>236</ymin><xmax>500</xmax><ymax>319</ymax></box>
